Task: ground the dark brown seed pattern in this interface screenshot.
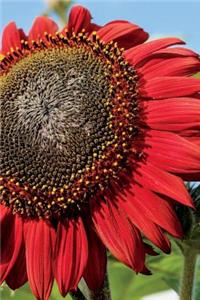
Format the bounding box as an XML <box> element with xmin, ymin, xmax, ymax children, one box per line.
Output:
<box><xmin>0</xmin><ymin>31</ymin><xmax>139</xmax><ymax>219</ymax></box>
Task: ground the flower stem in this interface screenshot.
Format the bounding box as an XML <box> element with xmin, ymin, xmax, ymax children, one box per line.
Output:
<box><xmin>71</xmin><ymin>271</ymin><xmax>111</xmax><ymax>300</ymax></box>
<box><xmin>70</xmin><ymin>288</ymin><xmax>87</xmax><ymax>300</ymax></box>
<box><xmin>180</xmin><ymin>247</ymin><xmax>198</xmax><ymax>300</ymax></box>
<box><xmin>90</xmin><ymin>272</ymin><xmax>111</xmax><ymax>300</ymax></box>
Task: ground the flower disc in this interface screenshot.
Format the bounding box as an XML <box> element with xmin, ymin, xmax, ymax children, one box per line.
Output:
<box><xmin>0</xmin><ymin>33</ymin><xmax>138</xmax><ymax>219</ymax></box>
<box><xmin>1</xmin><ymin>47</ymin><xmax>113</xmax><ymax>185</ymax></box>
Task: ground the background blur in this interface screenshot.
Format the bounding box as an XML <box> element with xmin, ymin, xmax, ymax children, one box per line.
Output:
<box><xmin>0</xmin><ymin>1</ymin><xmax>200</xmax><ymax>300</ymax></box>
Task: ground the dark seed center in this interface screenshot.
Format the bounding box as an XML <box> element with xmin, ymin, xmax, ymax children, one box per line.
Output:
<box><xmin>0</xmin><ymin>47</ymin><xmax>113</xmax><ymax>190</ymax></box>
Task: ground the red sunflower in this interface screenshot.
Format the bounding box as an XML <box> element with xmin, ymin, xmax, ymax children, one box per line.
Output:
<box><xmin>1</xmin><ymin>4</ymin><xmax>200</xmax><ymax>300</ymax></box>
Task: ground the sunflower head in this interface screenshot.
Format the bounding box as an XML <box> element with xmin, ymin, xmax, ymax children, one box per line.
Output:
<box><xmin>1</xmin><ymin>5</ymin><xmax>200</xmax><ymax>300</ymax></box>
<box><xmin>0</xmin><ymin>13</ymin><xmax>143</xmax><ymax>220</ymax></box>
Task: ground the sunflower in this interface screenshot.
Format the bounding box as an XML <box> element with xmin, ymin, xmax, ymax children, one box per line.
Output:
<box><xmin>0</xmin><ymin>4</ymin><xmax>200</xmax><ymax>300</ymax></box>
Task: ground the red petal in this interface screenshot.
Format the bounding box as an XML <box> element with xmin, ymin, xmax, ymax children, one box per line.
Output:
<box><xmin>182</xmin><ymin>173</ymin><xmax>200</xmax><ymax>181</ymax></box>
<box><xmin>97</xmin><ymin>21</ymin><xmax>148</xmax><ymax>49</ymax></box>
<box><xmin>24</xmin><ymin>220</ymin><xmax>56</xmax><ymax>300</ymax></box>
<box><xmin>116</xmin><ymin>192</ymin><xmax>172</xmax><ymax>253</ymax></box>
<box><xmin>144</xmin><ymin>244</ymin><xmax>159</xmax><ymax>256</ymax></box>
<box><xmin>134</xmin><ymin>162</ymin><xmax>193</xmax><ymax>207</ymax></box>
<box><xmin>144</xmin><ymin>98</ymin><xmax>200</xmax><ymax>133</ymax></box>
<box><xmin>1</xmin><ymin>22</ymin><xmax>24</xmax><ymax>54</ymax></box>
<box><xmin>153</xmin><ymin>47</ymin><xmax>199</xmax><ymax>58</ymax></box>
<box><xmin>91</xmin><ymin>198</ymin><xmax>145</xmax><ymax>272</ymax></box>
<box><xmin>0</xmin><ymin>208</ymin><xmax>14</xmax><ymax>283</ymax></box>
<box><xmin>29</xmin><ymin>16</ymin><xmax>58</xmax><ymax>42</ymax></box>
<box><xmin>139</xmin><ymin>77</ymin><xmax>200</xmax><ymax>99</ymax></box>
<box><xmin>18</xmin><ymin>28</ymin><xmax>27</xmax><ymax>41</ymax></box>
<box><xmin>68</xmin><ymin>5</ymin><xmax>92</xmax><ymax>34</ymax></box>
<box><xmin>89</xmin><ymin>23</ymin><xmax>102</xmax><ymax>33</ymax></box>
<box><xmin>141</xmin><ymin>266</ymin><xmax>152</xmax><ymax>275</ymax></box>
<box><xmin>0</xmin><ymin>204</ymin><xmax>11</xmax><ymax>223</ymax></box>
<box><xmin>83</xmin><ymin>225</ymin><xmax>107</xmax><ymax>291</ymax></box>
<box><xmin>124</xmin><ymin>37</ymin><xmax>184</xmax><ymax>66</ymax></box>
<box><xmin>0</xmin><ymin>208</ymin><xmax>13</xmax><ymax>263</ymax></box>
<box><xmin>187</xmin><ymin>136</ymin><xmax>200</xmax><ymax>146</ymax></box>
<box><xmin>139</xmin><ymin>57</ymin><xmax>200</xmax><ymax>79</ymax></box>
<box><xmin>6</xmin><ymin>244</ymin><xmax>27</xmax><ymax>290</ymax></box>
<box><xmin>125</xmin><ymin>183</ymin><xmax>183</xmax><ymax>236</ymax></box>
<box><xmin>144</xmin><ymin>130</ymin><xmax>200</xmax><ymax>175</ymax></box>
<box><xmin>54</xmin><ymin>217</ymin><xmax>88</xmax><ymax>297</ymax></box>
<box><xmin>0</xmin><ymin>209</ymin><xmax>23</xmax><ymax>284</ymax></box>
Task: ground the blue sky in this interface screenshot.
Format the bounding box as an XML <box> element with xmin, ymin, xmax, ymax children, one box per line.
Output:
<box><xmin>0</xmin><ymin>0</ymin><xmax>200</xmax><ymax>53</ymax></box>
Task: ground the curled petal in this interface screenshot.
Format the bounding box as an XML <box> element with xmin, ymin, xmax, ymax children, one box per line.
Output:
<box><xmin>143</xmin><ymin>130</ymin><xmax>200</xmax><ymax>177</ymax></box>
<box><xmin>139</xmin><ymin>57</ymin><xmax>200</xmax><ymax>79</ymax></box>
<box><xmin>139</xmin><ymin>77</ymin><xmax>200</xmax><ymax>99</ymax></box>
<box><xmin>24</xmin><ymin>220</ymin><xmax>56</xmax><ymax>300</ymax></box>
<box><xmin>29</xmin><ymin>16</ymin><xmax>58</xmax><ymax>42</ymax></box>
<box><xmin>91</xmin><ymin>197</ymin><xmax>145</xmax><ymax>272</ymax></box>
<box><xmin>0</xmin><ymin>208</ymin><xmax>23</xmax><ymax>285</ymax></box>
<box><xmin>1</xmin><ymin>22</ymin><xmax>26</xmax><ymax>54</ymax></box>
<box><xmin>6</xmin><ymin>244</ymin><xmax>27</xmax><ymax>290</ymax></box>
<box><xmin>134</xmin><ymin>162</ymin><xmax>193</xmax><ymax>207</ymax></box>
<box><xmin>144</xmin><ymin>98</ymin><xmax>200</xmax><ymax>133</ymax></box>
<box><xmin>152</xmin><ymin>47</ymin><xmax>199</xmax><ymax>58</ymax></box>
<box><xmin>117</xmin><ymin>192</ymin><xmax>172</xmax><ymax>253</ymax></box>
<box><xmin>83</xmin><ymin>224</ymin><xmax>107</xmax><ymax>291</ymax></box>
<box><xmin>97</xmin><ymin>21</ymin><xmax>148</xmax><ymax>49</ymax></box>
<box><xmin>68</xmin><ymin>5</ymin><xmax>92</xmax><ymax>34</ymax></box>
<box><xmin>54</xmin><ymin>217</ymin><xmax>88</xmax><ymax>297</ymax></box>
<box><xmin>125</xmin><ymin>37</ymin><xmax>184</xmax><ymax>66</ymax></box>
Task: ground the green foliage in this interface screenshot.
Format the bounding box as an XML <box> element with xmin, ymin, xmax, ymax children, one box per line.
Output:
<box><xmin>0</xmin><ymin>284</ymin><xmax>34</xmax><ymax>300</ymax></box>
<box><xmin>108</xmin><ymin>241</ymin><xmax>183</xmax><ymax>300</ymax></box>
<box><xmin>44</xmin><ymin>0</ymin><xmax>73</xmax><ymax>25</ymax></box>
<box><xmin>194</xmin><ymin>73</ymin><xmax>200</xmax><ymax>78</ymax></box>
<box><xmin>0</xmin><ymin>283</ymin><xmax>71</xmax><ymax>300</ymax></box>
<box><xmin>108</xmin><ymin>239</ymin><xmax>200</xmax><ymax>300</ymax></box>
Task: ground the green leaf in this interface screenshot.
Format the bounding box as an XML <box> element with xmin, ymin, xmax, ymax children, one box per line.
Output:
<box><xmin>108</xmin><ymin>260</ymin><xmax>168</xmax><ymax>300</ymax></box>
<box><xmin>0</xmin><ymin>283</ymin><xmax>72</xmax><ymax>300</ymax></box>
<box><xmin>108</xmin><ymin>241</ymin><xmax>184</xmax><ymax>300</ymax></box>
<box><xmin>163</xmin><ymin>277</ymin><xmax>179</xmax><ymax>293</ymax></box>
<box><xmin>194</xmin><ymin>73</ymin><xmax>200</xmax><ymax>78</ymax></box>
<box><xmin>0</xmin><ymin>284</ymin><xmax>34</xmax><ymax>300</ymax></box>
